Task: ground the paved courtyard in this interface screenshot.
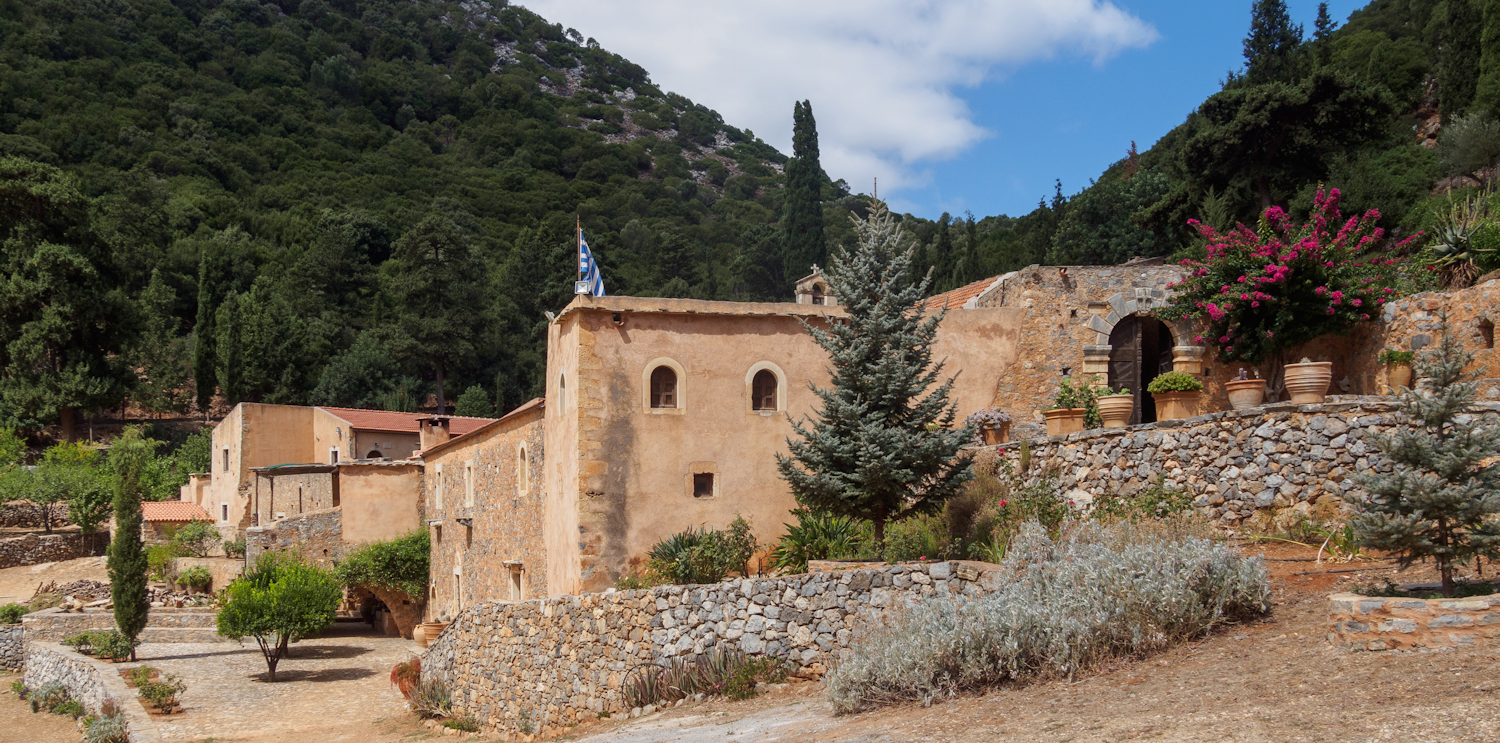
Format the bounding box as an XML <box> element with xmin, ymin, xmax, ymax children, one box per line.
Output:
<box><xmin>131</xmin><ymin>622</ymin><xmax>415</xmax><ymax>741</ymax></box>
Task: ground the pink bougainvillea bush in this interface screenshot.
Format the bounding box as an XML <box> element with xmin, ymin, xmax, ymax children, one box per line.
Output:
<box><xmin>1159</xmin><ymin>188</ymin><xmax>1423</xmax><ymax>365</ymax></box>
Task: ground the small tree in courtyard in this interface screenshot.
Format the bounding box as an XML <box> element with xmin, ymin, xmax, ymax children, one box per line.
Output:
<box><xmin>777</xmin><ymin>203</ymin><xmax>974</xmax><ymax>545</ymax></box>
<box><xmin>218</xmin><ymin>551</ymin><xmax>342</xmax><ymax>681</ymax></box>
<box><xmin>107</xmin><ymin>428</ymin><xmax>153</xmax><ymax>660</ymax></box>
<box><xmin>1353</xmin><ymin>324</ymin><xmax>1500</xmax><ymax>597</ymax></box>
<box><xmin>335</xmin><ymin>530</ymin><xmax>429</xmax><ymax>638</ymax></box>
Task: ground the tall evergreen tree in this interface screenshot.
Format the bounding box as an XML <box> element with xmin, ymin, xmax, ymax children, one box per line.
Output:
<box><xmin>781</xmin><ymin>100</ymin><xmax>826</xmax><ymax>282</ymax></box>
<box><xmin>1243</xmin><ymin>0</ymin><xmax>1304</xmax><ymax>84</ymax></box>
<box><xmin>108</xmin><ymin>427</ymin><xmax>153</xmax><ymax>660</ymax></box>
<box><xmin>1311</xmin><ymin>2</ymin><xmax>1335</xmax><ymax>67</ymax></box>
<box><xmin>1354</xmin><ymin>326</ymin><xmax>1500</xmax><ymax>598</ymax></box>
<box><xmin>1440</xmin><ymin>0</ymin><xmax>1483</xmax><ymax>119</ymax></box>
<box><xmin>931</xmin><ymin>213</ymin><xmax>955</xmax><ymax>292</ymax></box>
<box><xmin>777</xmin><ymin>203</ymin><xmax>974</xmax><ymax>544</ymax></box>
<box><xmin>1474</xmin><ymin>0</ymin><xmax>1500</xmax><ymax>118</ymax></box>
<box><xmin>193</xmin><ymin>252</ymin><xmax>220</xmax><ymax>415</ymax></box>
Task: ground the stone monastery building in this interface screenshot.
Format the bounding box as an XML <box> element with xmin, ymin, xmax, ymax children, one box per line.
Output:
<box><xmin>185</xmin><ymin>263</ymin><xmax>1500</xmax><ymax>626</ymax></box>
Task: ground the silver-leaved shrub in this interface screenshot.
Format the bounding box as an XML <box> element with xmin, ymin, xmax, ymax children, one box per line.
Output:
<box><xmin>825</xmin><ymin>520</ymin><xmax>1270</xmax><ymax>713</ymax></box>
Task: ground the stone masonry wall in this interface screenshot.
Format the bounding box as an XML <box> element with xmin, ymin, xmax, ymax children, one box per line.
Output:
<box><xmin>0</xmin><ymin>625</ymin><xmax>21</xmax><ymax>671</ymax></box>
<box><xmin>22</xmin><ymin>607</ymin><xmax>224</xmax><ymax>643</ymax></box>
<box><xmin>423</xmin><ymin>410</ymin><xmax>546</xmax><ymax>622</ymax></box>
<box><xmin>991</xmin><ymin>398</ymin><xmax>1500</xmax><ymax>526</ymax></box>
<box><xmin>1329</xmin><ymin>592</ymin><xmax>1500</xmax><ymax>651</ymax></box>
<box><xmin>252</xmin><ymin>470</ymin><xmax>335</xmax><ymax>526</ymax></box>
<box><xmin>423</xmin><ymin>560</ymin><xmax>1001</xmax><ymax>736</ymax></box>
<box><xmin>24</xmin><ymin>643</ymin><xmax>161</xmax><ymax>742</ymax></box>
<box><xmin>244</xmin><ymin>506</ymin><xmax>342</xmax><ymax>569</ymax></box>
<box><xmin>0</xmin><ymin>531</ymin><xmax>108</xmax><ymax>569</ymax></box>
<box><xmin>0</xmin><ymin>500</ymin><xmax>70</xmax><ymax>528</ymax></box>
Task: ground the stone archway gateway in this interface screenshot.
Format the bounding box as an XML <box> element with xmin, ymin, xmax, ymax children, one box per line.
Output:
<box><xmin>1079</xmin><ymin>289</ymin><xmax>1206</xmax><ymax>421</ymax></box>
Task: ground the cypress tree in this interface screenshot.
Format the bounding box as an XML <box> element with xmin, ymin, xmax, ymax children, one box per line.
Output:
<box><xmin>1443</xmin><ymin>0</ymin><xmax>1484</xmax><ymax>118</ymax></box>
<box><xmin>1243</xmin><ymin>0</ymin><xmax>1304</xmax><ymax>84</ymax></box>
<box><xmin>777</xmin><ymin>203</ymin><xmax>974</xmax><ymax>545</ymax></box>
<box><xmin>192</xmin><ymin>252</ymin><xmax>218</xmax><ymax>415</ymax></box>
<box><xmin>781</xmin><ymin>100</ymin><xmax>826</xmax><ymax>282</ymax></box>
<box><xmin>932</xmin><ymin>213</ymin><xmax>955</xmax><ymax>292</ymax></box>
<box><xmin>108</xmin><ymin>427</ymin><xmax>154</xmax><ymax>660</ymax></box>
<box><xmin>1353</xmin><ymin>326</ymin><xmax>1500</xmax><ymax>597</ymax></box>
<box><xmin>1311</xmin><ymin>2</ymin><xmax>1334</xmax><ymax>67</ymax></box>
<box><xmin>1473</xmin><ymin>0</ymin><xmax>1500</xmax><ymax>118</ymax></box>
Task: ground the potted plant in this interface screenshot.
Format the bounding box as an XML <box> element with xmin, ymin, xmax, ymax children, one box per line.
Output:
<box><xmin>1146</xmin><ymin>371</ymin><xmax>1204</xmax><ymax>420</ymax></box>
<box><xmin>1378</xmin><ymin>348</ymin><xmax>1415</xmax><ymax>391</ymax></box>
<box><xmin>1225</xmin><ymin>368</ymin><xmax>1268</xmax><ymax>410</ymax></box>
<box><xmin>1094</xmin><ymin>386</ymin><xmax>1134</xmax><ymax>428</ymax></box>
<box><xmin>1283</xmin><ymin>357</ymin><xmax>1333</xmax><ymax>404</ymax></box>
<box><xmin>965</xmin><ymin>409</ymin><xmax>1012</xmax><ymax>445</ymax></box>
<box><xmin>1042</xmin><ymin>379</ymin><xmax>1087</xmax><ymax>436</ymax></box>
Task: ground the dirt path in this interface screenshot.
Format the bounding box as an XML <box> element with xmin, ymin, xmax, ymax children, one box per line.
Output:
<box><xmin>0</xmin><ymin>555</ymin><xmax>108</xmax><ymax>606</ymax></box>
<box><xmin>0</xmin><ymin>670</ymin><xmax>88</xmax><ymax>743</ymax></box>
<box><xmin>569</xmin><ymin>544</ymin><xmax>1500</xmax><ymax>743</ymax></box>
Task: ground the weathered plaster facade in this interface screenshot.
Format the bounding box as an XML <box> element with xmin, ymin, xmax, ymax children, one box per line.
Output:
<box><xmin>422</xmin><ymin>400</ymin><xmax>546</xmax><ymax>621</ymax></box>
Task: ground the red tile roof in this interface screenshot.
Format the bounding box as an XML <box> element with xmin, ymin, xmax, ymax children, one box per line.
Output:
<box><xmin>921</xmin><ymin>276</ymin><xmax>1003</xmax><ymax>310</ymax></box>
<box><xmin>143</xmin><ymin>501</ymin><xmax>213</xmax><ymax>523</ymax></box>
<box><xmin>315</xmin><ymin>407</ymin><xmax>496</xmax><ymax>435</ymax></box>
<box><xmin>417</xmin><ymin>398</ymin><xmax>545</xmax><ymax>458</ymax></box>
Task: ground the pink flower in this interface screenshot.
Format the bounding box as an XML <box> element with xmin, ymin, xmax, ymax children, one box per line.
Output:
<box><xmin>999</xmin><ymin>500</ymin><xmax>1008</xmax><ymax>507</ymax></box>
<box><xmin>1352</xmin><ymin>299</ymin><xmax>1362</xmax><ymax>307</ymax></box>
<box><xmin>1266</xmin><ymin>331</ymin><xmax>1274</xmax><ymax>338</ymax></box>
<box><xmin>1251</xmin><ymin>301</ymin><xmax>1260</xmax><ymax>308</ymax></box>
<box><xmin>1193</xmin><ymin>336</ymin><xmax>1203</xmax><ymax>344</ymax></box>
<box><xmin>1237</xmin><ymin>275</ymin><xmax>1247</xmax><ymax>283</ymax></box>
<box><xmin>1315</xmin><ymin>286</ymin><xmax>1326</xmax><ymax>295</ymax></box>
<box><xmin>1219</xmin><ymin>336</ymin><xmax>1230</xmax><ymax>343</ymax></box>
<box><xmin>1327</xmin><ymin>307</ymin><xmax>1336</xmax><ymax>314</ymax></box>
<box><xmin>1361</xmin><ymin>314</ymin><xmax>1369</xmax><ymax>320</ymax></box>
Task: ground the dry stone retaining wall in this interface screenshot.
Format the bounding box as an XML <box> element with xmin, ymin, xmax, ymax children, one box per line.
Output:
<box><xmin>0</xmin><ymin>501</ymin><xmax>69</xmax><ymax>528</ymax></box>
<box><xmin>0</xmin><ymin>531</ymin><xmax>108</xmax><ymax>568</ymax></box>
<box><xmin>0</xmin><ymin>625</ymin><xmax>21</xmax><ymax>671</ymax></box>
<box><xmin>22</xmin><ymin>607</ymin><xmax>223</xmax><ymax>643</ymax></box>
<box><xmin>424</xmin><ymin>561</ymin><xmax>1002</xmax><ymax>736</ymax></box>
<box><xmin>990</xmin><ymin>398</ymin><xmax>1500</xmax><ymax>525</ymax></box>
<box><xmin>24</xmin><ymin>643</ymin><xmax>161</xmax><ymax>742</ymax></box>
<box><xmin>244</xmin><ymin>507</ymin><xmax>342</xmax><ymax>569</ymax></box>
<box><xmin>1329</xmin><ymin>592</ymin><xmax>1500</xmax><ymax>651</ymax></box>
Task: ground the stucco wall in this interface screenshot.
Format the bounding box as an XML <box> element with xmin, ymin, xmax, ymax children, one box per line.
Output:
<box><xmin>210</xmin><ymin>404</ymin><xmax>315</xmax><ymax>533</ymax></box>
<box><xmin>312</xmin><ymin>407</ymin><xmax>352</xmax><ymax>465</ymax></box>
<box><xmin>252</xmin><ymin>470</ymin><xmax>335</xmax><ymax>526</ymax></box>
<box><xmin>545</xmin><ymin>315</ymin><xmax>584</xmax><ymax>597</ymax></box>
<box><xmin>352</xmin><ymin>430</ymin><xmax>421</xmax><ymax>460</ymax></box>
<box><xmin>339</xmin><ymin>462</ymin><xmax>422</xmax><ymax>544</ymax></box>
<box><xmin>423</xmin><ymin>410</ymin><xmax>545</xmax><ymax>620</ymax></box>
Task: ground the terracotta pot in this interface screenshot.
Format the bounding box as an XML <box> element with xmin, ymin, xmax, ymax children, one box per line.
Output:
<box><xmin>1387</xmin><ymin>363</ymin><xmax>1412</xmax><ymax>391</ymax></box>
<box><xmin>1096</xmin><ymin>395</ymin><xmax>1134</xmax><ymax>428</ymax></box>
<box><xmin>421</xmin><ymin>621</ymin><xmax>449</xmax><ymax>643</ymax></box>
<box><xmin>412</xmin><ymin>623</ymin><xmax>428</xmax><ymax>648</ymax></box>
<box><xmin>1152</xmin><ymin>391</ymin><xmax>1203</xmax><ymax>421</ymax></box>
<box><xmin>1283</xmin><ymin>361</ymin><xmax>1333</xmax><ymax>404</ymax></box>
<box><xmin>1225</xmin><ymin>378</ymin><xmax>1267</xmax><ymax>411</ymax></box>
<box><xmin>1044</xmin><ymin>408</ymin><xmax>1087</xmax><ymax>436</ymax></box>
<box><xmin>980</xmin><ymin>423</ymin><xmax>1010</xmax><ymax>445</ymax></box>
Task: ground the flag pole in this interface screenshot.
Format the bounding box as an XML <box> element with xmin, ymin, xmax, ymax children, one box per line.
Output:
<box><xmin>576</xmin><ymin>215</ymin><xmax>583</xmax><ymax>284</ymax></box>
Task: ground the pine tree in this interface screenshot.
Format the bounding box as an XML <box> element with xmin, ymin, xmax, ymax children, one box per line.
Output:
<box><xmin>781</xmin><ymin>100</ymin><xmax>826</xmax><ymax>282</ymax></box>
<box><xmin>1243</xmin><ymin>0</ymin><xmax>1304</xmax><ymax>84</ymax></box>
<box><xmin>776</xmin><ymin>203</ymin><xmax>974</xmax><ymax>545</ymax></box>
<box><xmin>108</xmin><ymin>427</ymin><xmax>154</xmax><ymax>660</ymax></box>
<box><xmin>1353</xmin><ymin>325</ymin><xmax>1500</xmax><ymax>597</ymax></box>
<box><xmin>1311</xmin><ymin>2</ymin><xmax>1334</xmax><ymax>67</ymax></box>
<box><xmin>1474</xmin><ymin>0</ymin><xmax>1500</xmax><ymax>118</ymax></box>
<box><xmin>1443</xmin><ymin>0</ymin><xmax>1484</xmax><ymax>119</ymax></box>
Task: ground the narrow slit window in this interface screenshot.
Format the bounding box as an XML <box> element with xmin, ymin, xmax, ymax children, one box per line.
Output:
<box><xmin>693</xmin><ymin>472</ymin><xmax>714</xmax><ymax>498</ymax></box>
<box><xmin>221</xmin><ymin>504</ymin><xmax>229</xmax><ymax>521</ymax></box>
<box><xmin>222</xmin><ymin>447</ymin><xmax>230</xmax><ymax>472</ymax></box>
<box><xmin>510</xmin><ymin>566</ymin><xmax>523</xmax><ymax>601</ymax></box>
<box><xmin>650</xmin><ymin>366</ymin><xmax>678</xmax><ymax>408</ymax></box>
<box><xmin>1481</xmin><ymin>318</ymin><xmax>1495</xmax><ymax>349</ymax></box>
<box><xmin>518</xmin><ymin>446</ymin><xmax>529</xmax><ymax>494</ymax></box>
<box><xmin>752</xmin><ymin>370</ymin><xmax>778</xmax><ymax>411</ymax></box>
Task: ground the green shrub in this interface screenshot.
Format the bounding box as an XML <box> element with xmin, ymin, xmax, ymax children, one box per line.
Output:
<box><xmin>1146</xmin><ymin>371</ymin><xmax>1203</xmax><ymax>394</ymax></box>
<box><xmin>1377</xmin><ymin>349</ymin><xmax>1415</xmax><ymax>365</ymax></box>
<box><xmin>54</xmin><ymin>699</ymin><xmax>84</xmax><ymax>718</ymax></box>
<box><xmin>171</xmin><ymin>520</ymin><xmax>221</xmax><ymax>557</ymax></box>
<box><xmin>177</xmin><ymin>565</ymin><xmax>212</xmax><ymax>588</ymax></box>
<box><xmin>128</xmin><ymin>665</ymin><xmax>157</xmax><ymax>688</ymax></box>
<box><xmin>223</xmin><ymin>538</ymin><xmax>246</xmax><ymax>559</ymax></box>
<box><xmin>95</xmin><ymin>630</ymin><xmax>136</xmax><ymax>662</ymax></box>
<box><xmin>0</xmin><ymin>603</ymin><xmax>26</xmax><ymax>623</ymax></box>
<box><xmin>334</xmin><ymin>530</ymin><xmax>429</xmax><ymax>602</ymax></box>
<box><xmin>1090</xmin><ymin>478</ymin><xmax>1196</xmax><ymax>523</ymax></box>
<box><xmin>646</xmin><ymin>516</ymin><xmax>760</xmax><ymax>585</ymax></box>
<box><xmin>443</xmin><ymin>715</ymin><xmax>480</xmax><ymax>732</ymax></box>
<box><xmin>623</xmin><ymin>648</ymin><xmax>787</xmax><ymax>708</ymax></box>
<box><xmin>63</xmin><ymin>630</ymin><xmax>106</xmax><ymax>655</ymax></box>
<box><xmin>769</xmin><ymin>509</ymin><xmax>870</xmax><ymax>574</ymax></box>
<box><xmin>880</xmin><ymin>514</ymin><xmax>947</xmax><ymax>562</ymax></box>
<box><xmin>147</xmin><ymin>544</ymin><xmax>184</xmax><ymax>581</ymax></box>
<box><xmin>411</xmin><ymin>679</ymin><xmax>452</xmax><ymax>719</ymax></box>
<box><xmin>84</xmin><ymin>712</ymin><xmax>130</xmax><ymax>743</ymax></box>
<box><xmin>137</xmin><ymin>673</ymin><xmax>186</xmax><ymax>711</ymax></box>
<box><xmin>31</xmin><ymin>681</ymin><xmax>70</xmax><ymax>713</ymax></box>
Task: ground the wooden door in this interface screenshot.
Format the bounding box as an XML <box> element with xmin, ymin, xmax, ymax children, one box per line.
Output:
<box><xmin>1107</xmin><ymin>317</ymin><xmax>1175</xmax><ymax>425</ymax></box>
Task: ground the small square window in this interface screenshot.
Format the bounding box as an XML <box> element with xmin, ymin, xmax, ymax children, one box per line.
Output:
<box><xmin>693</xmin><ymin>473</ymin><xmax>714</xmax><ymax>498</ymax></box>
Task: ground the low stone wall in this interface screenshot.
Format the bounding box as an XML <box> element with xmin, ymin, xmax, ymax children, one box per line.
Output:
<box><xmin>424</xmin><ymin>560</ymin><xmax>1002</xmax><ymax>736</ymax></box>
<box><xmin>245</xmin><ymin>507</ymin><xmax>342</xmax><ymax>569</ymax></box>
<box><xmin>0</xmin><ymin>625</ymin><xmax>21</xmax><ymax>671</ymax></box>
<box><xmin>24</xmin><ymin>643</ymin><xmax>161</xmax><ymax>742</ymax></box>
<box><xmin>990</xmin><ymin>398</ymin><xmax>1500</xmax><ymax>525</ymax></box>
<box><xmin>22</xmin><ymin>607</ymin><xmax>223</xmax><ymax>643</ymax></box>
<box><xmin>173</xmin><ymin>556</ymin><xmax>243</xmax><ymax>591</ymax></box>
<box><xmin>1329</xmin><ymin>592</ymin><xmax>1500</xmax><ymax>651</ymax></box>
<box><xmin>0</xmin><ymin>531</ymin><xmax>108</xmax><ymax>569</ymax></box>
<box><xmin>0</xmin><ymin>501</ymin><xmax>70</xmax><ymax>528</ymax></box>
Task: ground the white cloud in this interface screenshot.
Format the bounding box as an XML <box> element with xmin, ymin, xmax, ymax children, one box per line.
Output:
<box><xmin>521</xmin><ymin>1</ymin><xmax>1158</xmax><ymax>196</ymax></box>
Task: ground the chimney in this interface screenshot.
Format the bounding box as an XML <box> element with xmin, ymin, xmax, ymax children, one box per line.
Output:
<box><xmin>419</xmin><ymin>416</ymin><xmax>451</xmax><ymax>452</ymax></box>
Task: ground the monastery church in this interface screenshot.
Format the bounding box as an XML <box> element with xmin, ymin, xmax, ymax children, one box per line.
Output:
<box><xmin>180</xmin><ymin>260</ymin><xmax>1498</xmax><ymax>625</ymax></box>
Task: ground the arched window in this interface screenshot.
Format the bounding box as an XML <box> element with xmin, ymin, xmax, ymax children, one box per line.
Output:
<box><xmin>650</xmin><ymin>366</ymin><xmax>678</xmax><ymax>408</ymax></box>
<box><xmin>811</xmin><ymin>283</ymin><xmax>825</xmax><ymax>305</ymax></box>
<box><xmin>366</xmin><ymin>450</ymin><xmax>382</xmax><ymax>459</ymax></box>
<box><xmin>518</xmin><ymin>445</ymin><xmax>530</xmax><ymax>494</ymax></box>
<box><xmin>752</xmin><ymin>370</ymin><xmax>777</xmax><ymax>411</ymax></box>
<box><xmin>558</xmin><ymin>372</ymin><xmax>567</xmax><ymax>411</ymax></box>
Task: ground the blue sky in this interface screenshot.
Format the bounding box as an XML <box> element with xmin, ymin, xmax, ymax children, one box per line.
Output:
<box><xmin>527</xmin><ymin>1</ymin><xmax>1370</xmax><ymax>220</ymax></box>
<box><xmin>907</xmin><ymin>0</ymin><xmax>1368</xmax><ymax>220</ymax></box>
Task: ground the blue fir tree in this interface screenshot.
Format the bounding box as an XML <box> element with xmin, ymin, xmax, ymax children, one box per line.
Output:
<box><xmin>1354</xmin><ymin>324</ymin><xmax>1500</xmax><ymax>597</ymax></box>
<box><xmin>777</xmin><ymin>203</ymin><xmax>974</xmax><ymax>545</ymax></box>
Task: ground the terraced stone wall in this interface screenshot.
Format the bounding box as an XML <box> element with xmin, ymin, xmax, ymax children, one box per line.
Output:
<box><xmin>1329</xmin><ymin>592</ymin><xmax>1500</xmax><ymax>651</ymax></box>
<box><xmin>990</xmin><ymin>398</ymin><xmax>1500</xmax><ymax>526</ymax></box>
<box><xmin>0</xmin><ymin>625</ymin><xmax>21</xmax><ymax>671</ymax></box>
<box><xmin>423</xmin><ymin>561</ymin><xmax>1002</xmax><ymax>737</ymax></box>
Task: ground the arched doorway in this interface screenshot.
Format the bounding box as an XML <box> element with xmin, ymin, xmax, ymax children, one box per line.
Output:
<box><xmin>1107</xmin><ymin>316</ymin><xmax>1175</xmax><ymax>424</ymax></box>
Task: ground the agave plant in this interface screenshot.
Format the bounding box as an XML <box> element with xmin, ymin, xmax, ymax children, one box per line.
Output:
<box><xmin>1427</xmin><ymin>189</ymin><xmax>1497</xmax><ymax>288</ymax></box>
<box><xmin>769</xmin><ymin>508</ymin><xmax>868</xmax><ymax>574</ymax></box>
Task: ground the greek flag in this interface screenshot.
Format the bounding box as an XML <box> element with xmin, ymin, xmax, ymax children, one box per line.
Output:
<box><xmin>578</xmin><ymin>233</ymin><xmax>606</xmax><ymax>297</ymax></box>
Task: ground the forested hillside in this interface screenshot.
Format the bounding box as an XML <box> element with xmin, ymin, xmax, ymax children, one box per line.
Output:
<box><xmin>0</xmin><ymin>0</ymin><xmax>859</xmax><ymax>434</ymax></box>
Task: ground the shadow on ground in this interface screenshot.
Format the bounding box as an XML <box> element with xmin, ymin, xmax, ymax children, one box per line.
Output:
<box><xmin>250</xmin><ymin>667</ymin><xmax>379</xmax><ymax>683</ymax></box>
